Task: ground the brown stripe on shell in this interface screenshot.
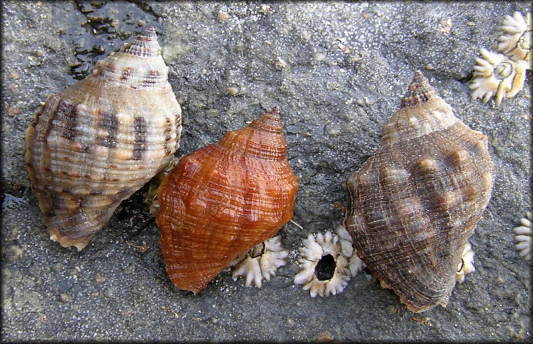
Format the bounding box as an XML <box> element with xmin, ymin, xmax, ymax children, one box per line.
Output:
<box><xmin>141</xmin><ymin>70</ymin><xmax>161</xmax><ymax>88</ymax></box>
<box><xmin>29</xmin><ymin>100</ymin><xmax>58</xmax><ymax>153</ymax></box>
<box><xmin>175</xmin><ymin>111</ymin><xmax>181</xmax><ymax>131</ymax></box>
<box><xmin>96</xmin><ymin>110</ymin><xmax>119</xmax><ymax>148</ymax></box>
<box><xmin>43</xmin><ymin>98</ymin><xmax>71</xmax><ymax>144</ymax></box>
<box><xmin>59</xmin><ymin>101</ymin><xmax>79</xmax><ymax>141</ymax></box>
<box><xmin>105</xmin><ymin>61</ymin><xmax>116</xmax><ymax>74</ymax></box>
<box><xmin>164</xmin><ymin>117</ymin><xmax>172</xmax><ymax>155</ymax></box>
<box><xmin>121</xmin><ymin>67</ymin><xmax>133</xmax><ymax>82</ymax></box>
<box><xmin>174</xmin><ymin>112</ymin><xmax>181</xmax><ymax>150</ymax></box>
<box><xmin>133</xmin><ymin>117</ymin><xmax>147</xmax><ymax>160</ymax></box>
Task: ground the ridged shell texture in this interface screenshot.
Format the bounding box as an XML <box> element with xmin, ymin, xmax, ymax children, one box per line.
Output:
<box><xmin>344</xmin><ymin>71</ymin><xmax>494</xmax><ymax>313</ymax></box>
<box><xmin>156</xmin><ymin>107</ymin><xmax>298</xmax><ymax>294</ymax></box>
<box><xmin>26</xmin><ymin>28</ymin><xmax>182</xmax><ymax>250</ymax></box>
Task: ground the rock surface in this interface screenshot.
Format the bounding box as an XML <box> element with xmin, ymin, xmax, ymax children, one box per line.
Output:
<box><xmin>1</xmin><ymin>1</ymin><xmax>530</xmax><ymax>341</ymax></box>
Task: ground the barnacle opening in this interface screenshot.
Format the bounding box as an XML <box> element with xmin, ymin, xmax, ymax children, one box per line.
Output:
<box><xmin>294</xmin><ymin>228</ymin><xmax>363</xmax><ymax>297</ymax></box>
<box><xmin>250</xmin><ymin>242</ymin><xmax>265</xmax><ymax>258</ymax></box>
<box><xmin>518</xmin><ymin>30</ymin><xmax>532</xmax><ymax>50</ymax></box>
<box><xmin>494</xmin><ymin>61</ymin><xmax>514</xmax><ymax>79</ymax></box>
<box><xmin>315</xmin><ymin>254</ymin><xmax>336</xmax><ymax>281</ymax></box>
<box><xmin>457</xmin><ymin>259</ymin><xmax>464</xmax><ymax>273</ymax></box>
<box><xmin>456</xmin><ymin>242</ymin><xmax>475</xmax><ymax>284</ymax></box>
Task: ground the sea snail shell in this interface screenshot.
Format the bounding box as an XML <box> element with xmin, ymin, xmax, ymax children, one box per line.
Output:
<box><xmin>156</xmin><ymin>107</ymin><xmax>298</xmax><ymax>294</ymax></box>
<box><xmin>344</xmin><ymin>71</ymin><xmax>495</xmax><ymax>313</ymax></box>
<box><xmin>25</xmin><ymin>28</ymin><xmax>182</xmax><ymax>250</ymax></box>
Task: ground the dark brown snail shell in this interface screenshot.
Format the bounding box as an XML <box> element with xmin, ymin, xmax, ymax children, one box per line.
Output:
<box><xmin>344</xmin><ymin>71</ymin><xmax>495</xmax><ymax>313</ymax></box>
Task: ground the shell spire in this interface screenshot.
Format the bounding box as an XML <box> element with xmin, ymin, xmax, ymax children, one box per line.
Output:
<box><xmin>382</xmin><ymin>71</ymin><xmax>456</xmax><ymax>146</ymax></box>
<box><xmin>250</xmin><ymin>106</ymin><xmax>282</xmax><ymax>132</ymax></box>
<box><xmin>400</xmin><ymin>71</ymin><xmax>437</xmax><ymax>108</ymax></box>
<box><xmin>218</xmin><ymin>107</ymin><xmax>287</xmax><ymax>160</ymax></box>
<box><xmin>120</xmin><ymin>27</ymin><xmax>161</xmax><ymax>58</ymax></box>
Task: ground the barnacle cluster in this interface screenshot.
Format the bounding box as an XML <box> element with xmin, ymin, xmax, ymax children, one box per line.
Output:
<box><xmin>294</xmin><ymin>226</ymin><xmax>364</xmax><ymax>297</ymax></box>
<box><xmin>230</xmin><ymin>236</ymin><xmax>289</xmax><ymax>288</ymax></box>
<box><xmin>470</xmin><ymin>11</ymin><xmax>531</xmax><ymax>106</ymax></box>
<box><xmin>513</xmin><ymin>211</ymin><xmax>532</xmax><ymax>262</ymax></box>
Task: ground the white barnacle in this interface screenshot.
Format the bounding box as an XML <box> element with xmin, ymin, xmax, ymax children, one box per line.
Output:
<box><xmin>497</xmin><ymin>11</ymin><xmax>531</xmax><ymax>63</ymax></box>
<box><xmin>294</xmin><ymin>226</ymin><xmax>363</xmax><ymax>297</ymax></box>
<box><xmin>456</xmin><ymin>242</ymin><xmax>475</xmax><ymax>284</ymax></box>
<box><xmin>469</xmin><ymin>48</ymin><xmax>528</xmax><ymax>106</ymax></box>
<box><xmin>230</xmin><ymin>235</ymin><xmax>288</xmax><ymax>288</ymax></box>
<box><xmin>513</xmin><ymin>211</ymin><xmax>532</xmax><ymax>262</ymax></box>
<box><xmin>334</xmin><ymin>225</ymin><xmax>366</xmax><ymax>277</ymax></box>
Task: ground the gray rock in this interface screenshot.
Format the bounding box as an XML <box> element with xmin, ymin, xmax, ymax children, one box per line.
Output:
<box><xmin>1</xmin><ymin>1</ymin><xmax>530</xmax><ymax>341</ymax></box>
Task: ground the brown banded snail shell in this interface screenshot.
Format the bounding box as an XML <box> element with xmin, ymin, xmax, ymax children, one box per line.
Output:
<box><xmin>25</xmin><ymin>28</ymin><xmax>182</xmax><ymax>250</ymax></box>
<box><xmin>344</xmin><ymin>71</ymin><xmax>495</xmax><ymax>313</ymax></box>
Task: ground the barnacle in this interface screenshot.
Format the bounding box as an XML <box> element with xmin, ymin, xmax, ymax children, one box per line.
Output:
<box><xmin>497</xmin><ymin>11</ymin><xmax>531</xmax><ymax>63</ymax></box>
<box><xmin>456</xmin><ymin>242</ymin><xmax>475</xmax><ymax>284</ymax></box>
<box><xmin>230</xmin><ymin>235</ymin><xmax>289</xmax><ymax>288</ymax></box>
<box><xmin>469</xmin><ymin>48</ymin><xmax>528</xmax><ymax>106</ymax></box>
<box><xmin>513</xmin><ymin>211</ymin><xmax>532</xmax><ymax>262</ymax></box>
<box><xmin>335</xmin><ymin>225</ymin><xmax>366</xmax><ymax>277</ymax></box>
<box><xmin>294</xmin><ymin>226</ymin><xmax>361</xmax><ymax>297</ymax></box>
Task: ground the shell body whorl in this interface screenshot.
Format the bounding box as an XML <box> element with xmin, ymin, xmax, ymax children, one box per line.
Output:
<box><xmin>344</xmin><ymin>71</ymin><xmax>495</xmax><ymax>313</ymax></box>
<box><xmin>25</xmin><ymin>28</ymin><xmax>182</xmax><ymax>250</ymax></box>
<box><xmin>156</xmin><ymin>107</ymin><xmax>298</xmax><ymax>294</ymax></box>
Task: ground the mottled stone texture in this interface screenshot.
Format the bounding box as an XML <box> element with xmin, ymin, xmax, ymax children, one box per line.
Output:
<box><xmin>1</xmin><ymin>1</ymin><xmax>530</xmax><ymax>341</ymax></box>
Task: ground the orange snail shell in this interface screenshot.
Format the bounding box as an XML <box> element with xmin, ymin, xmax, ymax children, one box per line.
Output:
<box><xmin>156</xmin><ymin>107</ymin><xmax>298</xmax><ymax>294</ymax></box>
<box><xmin>25</xmin><ymin>28</ymin><xmax>182</xmax><ymax>250</ymax></box>
<box><xmin>344</xmin><ymin>71</ymin><xmax>495</xmax><ymax>313</ymax></box>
